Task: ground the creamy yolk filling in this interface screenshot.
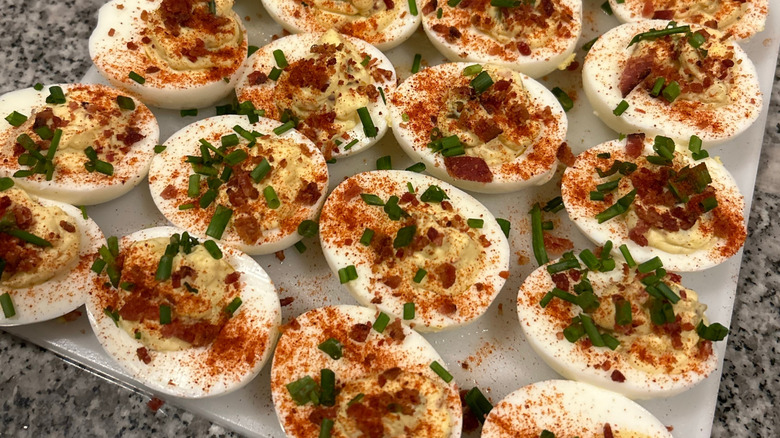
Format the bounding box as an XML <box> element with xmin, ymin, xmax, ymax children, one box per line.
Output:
<box><xmin>625</xmin><ymin>207</ymin><xmax>715</xmax><ymax>254</ymax></box>
<box><xmin>642</xmin><ymin>0</ymin><xmax>748</xmax><ymax>32</ymax></box>
<box><xmin>436</xmin><ymin>68</ymin><xmax>543</xmax><ymax>166</ymax></box>
<box><xmin>310</xmin><ymin>0</ymin><xmax>397</xmax><ymax>32</ymax></box>
<box><xmin>143</xmin><ymin>0</ymin><xmax>243</xmax><ymax>72</ymax></box>
<box><xmin>113</xmin><ymin>237</ymin><xmax>239</xmax><ymax>351</ymax></box>
<box><xmin>0</xmin><ymin>188</ymin><xmax>80</xmax><ymax>288</ymax></box>
<box><xmin>589</xmin><ymin>270</ymin><xmax>709</xmax><ymax>375</ymax></box>
<box><xmin>14</xmin><ymin>87</ymin><xmax>144</xmax><ymax>174</ymax></box>
<box><xmin>462</xmin><ymin>0</ymin><xmax>574</xmax><ymax>49</ymax></box>
<box><xmin>626</xmin><ymin>31</ymin><xmax>736</xmax><ymax>106</ymax></box>
<box><xmin>333</xmin><ymin>369</ymin><xmax>453</xmax><ymax>437</ymax></box>
<box><xmin>273</xmin><ymin>30</ymin><xmax>381</xmax><ymax>148</ymax></box>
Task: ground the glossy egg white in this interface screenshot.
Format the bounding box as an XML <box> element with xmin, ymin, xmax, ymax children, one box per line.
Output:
<box><xmin>85</xmin><ymin>226</ymin><xmax>281</xmax><ymax>398</ymax></box>
<box><xmin>271</xmin><ymin>305</ymin><xmax>462</xmax><ymax>437</ymax></box>
<box><xmin>261</xmin><ymin>0</ymin><xmax>420</xmax><ymax>51</ymax></box>
<box><xmin>582</xmin><ymin>20</ymin><xmax>762</xmax><ymax>146</ymax></box>
<box><xmin>319</xmin><ymin>170</ymin><xmax>510</xmax><ymax>331</ymax></box>
<box><xmin>482</xmin><ymin>380</ymin><xmax>674</xmax><ymax>437</ymax></box>
<box><xmin>0</xmin><ymin>84</ymin><xmax>159</xmax><ymax>205</ymax></box>
<box><xmin>421</xmin><ymin>0</ymin><xmax>582</xmax><ymax>78</ymax></box>
<box><xmin>608</xmin><ymin>0</ymin><xmax>768</xmax><ymax>41</ymax></box>
<box><xmin>561</xmin><ymin>137</ymin><xmax>746</xmax><ymax>272</ymax></box>
<box><xmin>89</xmin><ymin>0</ymin><xmax>248</xmax><ymax>109</ymax></box>
<box><xmin>148</xmin><ymin>115</ymin><xmax>329</xmax><ymax>255</ymax></box>
<box><xmin>235</xmin><ymin>32</ymin><xmax>396</xmax><ymax>159</ymax></box>
<box><xmin>517</xmin><ymin>256</ymin><xmax>719</xmax><ymax>399</ymax></box>
<box><xmin>0</xmin><ymin>188</ymin><xmax>105</xmax><ymax>326</ymax></box>
<box><xmin>388</xmin><ymin>63</ymin><xmax>566</xmax><ymax>193</ymax></box>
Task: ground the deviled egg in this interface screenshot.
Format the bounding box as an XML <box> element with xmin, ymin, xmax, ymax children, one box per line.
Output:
<box><xmin>86</xmin><ymin>226</ymin><xmax>281</xmax><ymax>398</ymax></box>
<box><xmin>89</xmin><ymin>0</ymin><xmax>248</xmax><ymax>109</ymax></box>
<box><xmin>319</xmin><ymin>170</ymin><xmax>510</xmax><ymax>331</ymax></box>
<box><xmin>148</xmin><ymin>115</ymin><xmax>328</xmax><ymax>255</ymax></box>
<box><xmin>235</xmin><ymin>30</ymin><xmax>396</xmax><ymax>160</ymax></box>
<box><xmin>389</xmin><ymin>63</ymin><xmax>566</xmax><ymax>193</ymax></box>
<box><xmin>0</xmin><ymin>84</ymin><xmax>159</xmax><ymax>205</ymax></box>
<box><xmin>271</xmin><ymin>305</ymin><xmax>462</xmax><ymax>437</ymax></box>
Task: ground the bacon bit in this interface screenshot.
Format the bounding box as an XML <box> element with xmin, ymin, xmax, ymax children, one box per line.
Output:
<box><xmin>295</xmin><ymin>181</ymin><xmax>322</xmax><ymax>206</ymax></box>
<box><xmin>59</xmin><ymin>221</ymin><xmax>76</xmax><ymax>233</ymax></box>
<box><xmin>383</xmin><ymin>275</ymin><xmax>402</xmax><ymax>289</ymax></box>
<box><xmin>117</xmin><ymin>126</ymin><xmax>145</xmax><ymax>146</ymax></box>
<box><xmin>556</xmin><ymin>142</ymin><xmax>575</xmax><ymax>167</ymax></box>
<box><xmin>160</xmin><ymin>184</ymin><xmax>177</xmax><ymax>200</ymax></box>
<box><xmin>667</xmin><ymin>425</ymin><xmax>675</xmax><ymax>432</ymax></box>
<box><xmin>108</xmin><ymin>28</ymin><xmax>115</xmax><ymax>37</ymax></box>
<box><xmin>385</xmin><ymin>318</ymin><xmax>406</xmax><ymax>343</ymax></box>
<box><xmin>280</xmin><ymin>297</ymin><xmax>295</xmax><ymax>307</ymax></box>
<box><xmin>126</xmin><ymin>41</ymin><xmax>138</xmax><ymax>50</ymax></box>
<box><xmin>382</xmin><ymin>0</ymin><xmax>395</xmax><ymax>9</ymax></box>
<box><xmin>444</xmin><ymin>156</ymin><xmax>493</xmax><ymax>183</ymax></box>
<box><xmin>378</xmin><ymin>367</ymin><xmax>402</xmax><ymax>387</ymax></box>
<box><xmin>349</xmin><ymin>322</ymin><xmax>372</xmax><ymax>342</ymax></box>
<box><xmin>370</xmin><ymin>296</ymin><xmax>382</xmax><ymax>304</ymax></box>
<box><xmin>441</xmin><ymin>200</ymin><xmax>453</xmax><ymax>211</ymax></box>
<box><xmin>610</xmin><ymin>370</ymin><xmax>626</xmax><ymax>382</ymax></box>
<box><xmin>652</xmin><ymin>10</ymin><xmax>675</xmax><ymax>20</ymax></box>
<box><xmin>436</xmin><ymin>263</ymin><xmax>457</xmax><ymax>288</ymax></box>
<box><xmin>225</xmin><ymin>271</ymin><xmax>241</xmax><ymax>284</ymax></box>
<box><xmin>499</xmin><ymin>270</ymin><xmax>509</xmax><ymax>279</ymax></box>
<box><xmin>540</xmin><ymin>0</ymin><xmax>554</xmax><ymax>16</ymax></box>
<box><xmin>551</xmin><ymin>272</ymin><xmax>570</xmax><ymax>291</ymax></box>
<box><xmin>233</xmin><ymin>216</ymin><xmax>262</xmax><ymax>244</ymax></box>
<box><xmin>247</xmin><ymin>71</ymin><xmax>268</xmax><ymax>86</ymax></box>
<box><xmin>438</xmin><ymin>300</ymin><xmax>457</xmax><ymax>315</ymax></box>
<box><xmin>147</xmin><ymin>397</ymin><xmax>164</xmax><ymax>412</ymax></box>
<box><xmin>704</xmin><ymin>19</ymin><xmax>718</xmax><ymax>29</ymax></box>
<box><xmin>282</xmin><ymin>317</ymin><xmax>301</xmax><ymax>332</ymax></box>
<box><xmin>431</xmin><ymin>24</ymin><xmax>462</xmax><ymax>42</ymax></box>
<box><xmin>625</xmin><ymin>133</ymin><xmax>645</xmax><ymax>158</ymax></box>
<box><xmin>619</xmin><ymin>54</ymin><xmax>653</xmax><ymax>97</ymax></box>
<box><xmin>475</xmin><ymin>282</ymin><xmax>484</xmax><ymax>291</ymax></box>
<box><xmin>667</xmin><ymin>272</ymin><xmax>682</xmax><ymax>284</ymax></box>
<box><xmin>566</xmin><ymin>60</ymin><xmax>580</xmax><ymax>71</ymax></box>
<box><xmin>422</xmin><ymin>0</ymin><xmax>437</xmax><ymax>15</ymax></box>
<box><xmin>275</xmin><ymin>250</ymin><xmax>285</xmax><ymax>261</ymax></box>
<box><xmin>641</xmin><ymin>0</ymin><xmax>654</xmax><ymax>17</ymax></box>
<box><xmin>136</xmin><ymin>347</ymin><xmax>152</xmax><ymax>364</ymax></box>
<box><xmin>308</xmin><ymin>406</ymin><xmax>338</xmax><ymax>426</ymax></box>
<box><xmin>604</xmin><ymin>423</ymin><xmax>614</xmax><ymax>438</ymax></box>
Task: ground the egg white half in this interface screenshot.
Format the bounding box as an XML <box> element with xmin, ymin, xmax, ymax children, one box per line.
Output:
<box><xmin>0</xmin><ymin>84</ymin><xmax>159</xmax><ymax>205</ymax></box>
<box><xmin>0</xmin><ymin>190</ymin><xmax>105</xmax><ymax>326</ymax></box>
<box><xmin>517</xmin><ymin>258</ymin><xmax>719</xmax><ymax>399</ymax></box>
<box><xmin>608</xmin><ymin>0</ymin><xmax>768</xmax><ymax>41</ymax></box>
<box><xmin>561</xmin><ymin>137</ymin><xmax>746</xmax><ymax>272</ymax></box>
<box><xmin>261</xmin><ymin>0</ymin><xmax>420</xmax><ymax>51</ymax></box>
<box><xmin>271</xmin><ymin>305</ymin><xmax>462</xmax><ymax>437</ymax></box>
<box><xmin>235</xmin><ymin>32</ymin><xmax>396</xmax><ymax>159</ymax></box>
<box><xmin>388</xmin><ymin>63</ymin><xmax>566</xmax><ymax>193</ymax></box>
<box><xmin>148</xmin><ymin>115</ymin><xmax>328</xmax><ymax>255</ymax></box>
<box><xmin>85</xmin><ymin>226</ymin><xmax>281</xmax><ymax>398</ymax></box>
<box><xmin>582</xmin><ymin>20</ymin><xmax>762</xmax><ymax>146</ymax></box>
<box><xmin>319</xmin><ymin>170</ymin><xmax>510</xmax><ymax>331</ymax></box>
<box><xmin>89</xmin><ymin>0</ymin><xmax>248</xmax><ymax>109</ymax></box>
<box><xmin>482</xmin><ymin>380</ymin><xmax>674</xmax><ymax>437</ymax></box>
<box><xmin>421</xmin><ymin>0</ymin><xmax>582</xmax><ymax>78</ymax></box>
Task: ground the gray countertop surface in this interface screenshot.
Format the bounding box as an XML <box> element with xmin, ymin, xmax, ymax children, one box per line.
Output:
<box><xmin>1</xmin><ymin>0</ymin><xmax>778</xmax><ymax>436</ymax></box>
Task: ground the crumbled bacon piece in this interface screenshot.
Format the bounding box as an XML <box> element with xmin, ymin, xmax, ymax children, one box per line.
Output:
<box><xmin>136</xmin><ymin>347</ymin><xmax>152</xmax><ymax>364</ymax></box>
<box><xmin>604</xmin><ymin>423</ymin><xmax>614</xmax><ymax>438</ymax></box>
<box><xmin>147</xmin><ymin>397</ymin><xmax>164</xmax><ymax>412</ymax></box>
<box><xmin>225</xmin><ymin>271</ymin><xmax>241</xmax><ymax>284</ymax></box>
<box><xmin>652</xmin><ymin>9</ymin><xmax>675</xmax><ymax>20</ymax></box>
<box><xmin>280</xmin><ymin>297</ymin><xmax>295</xmax><ymax>307</ymax></box>
<box><xmin>625</xmin><ymin>133</ymin><xmax>645</xmax><ymax>158</ymax></box>
<box><xmin>349</xmin><ymin>322</ymin><xmax>372</xmax><ymax>342</ymax></box>
<box><xmin>438</xmin><ymin>300</ymin><xmax>457</xmax><ymax>315</ymax></box>
<box><xmin>436</xmin><ymin>263</ymin><xmax>456</xmax><ymax>288</ymax></box>
<box><xmin>59</xmin><ymin>221</ymin><xmax>76</xmax><ymax>233</ymax></box>
<box><xmin>160</xmin><ymin>184</ymin><xmax>177</xmax><ymax>200</ymax></box>
<box><xmin>444</xmin><ymin>156</ymin><xmax>493</xmax><ymax>183</ymax></box>
<box><xmin>618</xmin><ymin>54</ymin><xmax>653</xmax><ymax>97</ymax></box>
<box><xmin>422</xmin><ymin>0</ymin><xmax>437</xmax><ymax>15</ymax></box>
<box><xmin>383</xmin><ymin>275</ymin><xmax>402</xmax><ymax>289</ymax></box>
<box><xmin>556</xmin><ymin>142</ymin><xmax>575</xmax><ymax>167</ymax></box>
<box><xmin>385</xmin><ymin>318</ymin><xmax>406</xmax><ymax>343</ymax></box>
<box><xmin>610</xmin><ymin>370</ymin><xmax>626</xmax><ymax>382</ymax></box>
<box><xmin>295</xmin><ymin>181</ymin><xmax>321</xmax><ymax>206</ymax></box>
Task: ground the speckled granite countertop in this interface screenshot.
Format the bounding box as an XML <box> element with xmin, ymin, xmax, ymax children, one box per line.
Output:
<box><xmin>1</xmin><ymin>1</ymin><xmax>778</xmax><ymax>436</ymax></box>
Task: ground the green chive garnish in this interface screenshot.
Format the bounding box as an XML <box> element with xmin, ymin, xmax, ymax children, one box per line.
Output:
<box><xmin>403</xmin><ymin>302</ymin><xmax>415</xmax><ymax>320</ymax></box>
<box><xmin>551</xmin><ymin>87</ymin><xmax>574</xmax><ymax>112</ymax></box>
<box><xmin>429</xmin><ymin>361</ymin><xmax>453</xmax><ymax>383</ymax></box>
<box><xmin>273</xmin><ymin>49</ymin><xmax>289</xmax><ymax>68</ymax></box>
<box><xmin>6</xmin><ymin>229</ymin><xmax>52</xmax><ymax>247</ymax></box>
<box><xmin>462</xmin><ymin>64</ymin><xmax>482</xmax><ymax>76</ymax></box>
<box><xmin>627</xmin><ymin>23</ymin><xmax>691</xmax><ymax>47</ymax></box>
<box><xmin>319</xmin><ymin>418</ymin><xmax>334</xmax><ymax>438</ymax></box>
<box><xmin>359</xmin><ymin>228</ymin><xmax>374</xmax><ymax>246</ymax></box>
<box><xmin>420</xmin><ymin>185</ymin><xmax>448</xmax><ymax>203</ymax></box>
<box><xmin>413</xmin><ymin>268</ymin><xmax>427</xmax><ymax>283</ymax></box>
<box><xmin>248</xmin><ymin>45</ymin><xmax>259</xmax><ymax>57</ymax></box>
<box><xmin>203</xmin><ymin>240</ymin><xmax>223</xmax><ymax>259</ymax></box>
<box><xmin>104</xmin><ymin>307</ymin><xmax>119</xmax><ymax>326</ymax></box>
<box><xmin>264</xmin><ymin>186</ymin><xmax>280</xmax><ymax>209</ymax></box>
<box><xmin>595</xmin><ymin>189</ymin><xmax>636</xmax><ymax>223</ymax></box>
<box><xmin>274</xmin><ymin>120</ymin><xmax>295</xmax><ymax>135</ymax></box>
<box><xmin>286</xmin><ymin>375</ymin><xmax>319</xmax><ymax>405</ymax></box>
<box><xmin>700</xmin><ymin>196</ymin><xmax>718</xmax><ymax>212</ymax></box>
<box><xmin>116</xmin><ymin>95</ymin><xmax>135</xmax><ymax>111</ymax></box>
<box><xmin>320</xmin><ymin>368</ymin><xmax>336</xmax><ymax>406</ymax></box>
<box><xmin>361</xmin><ymin>55</ymin><xmax>371</xmax><ymax>67</ymax></box>
<box><xmin>411</xmin><ymin>53</ymin><xmax>422</xmax><ymax>73</ymax></box>
<box><xmin>225</xmin><ymin>297</ymin><xmax>242</xmax><ymax>315</ymax></box>
<box><xmin>580</xmin><ymin>313</ymin><xmax>605</xmax><ymax>347</ymax></box>
<box><xmin>298</xmin><ymin>220</ymin><xmax>318</xmax><ymax>237</ymax></box>
<box><xmin>294</xmin><ymin>241</ymin><xmax>307</xmax><ymax>253</ymax></box>
<box><xmin>206</xmin><ymin>205</ymin><xmax>233</xmax><ymax>239</ymax></box>
<box><xmin>338</xmin><ymin>265</ymin><xmax>358</xmax><ymax>283</ymax></box>
<box><xmin>361</xmin><ymin>193</ymin><xmax>384</xmax><ymax>206</ymax></box>
<box><xmin>405</xmin><ymin>162</ymin><xmax>425</xmax><ymax>172</ymax></box>
<box><xmin>496</xmin><ymin>218</ymin><xmax>510</xmax><ymax>238</ymax></box>
<box><xmin>128</xmin><ymin>71</ymin><xmax>146</xmax><ymax>84</ymax></box>
<box><xmin>376</xmin><ymin>155</ymin><xmax>392</xmax><ymax>170</ymax></box>
<box><xmin>530</xmin><ymin>203</ymin><xmax>548</xmax><ymax>265</ymax></box>
<box><xmin>615</xmin><ymin>298</ymin><xmax>633</xmax><ymax>326</ymax></box>
<box><xmin>0</xmin><ymin>177</ymin><xmax>14</xmax><ymax>191</ymax></box>
<box><xmin>696</xmin><ymin>320</ymin><xmax>729</xmax><ymax>341</ymax></box>
<box><xmin>393</xmin><ymin>225</ymin><xmax>416</xmax><ymax>248</ymax></box>
<box><xmin>268</xmin><ymin>67</ymin><xmax>282</xmax><ymax>81</ymax></box>
<box><xmin>662</xmin><ymin>81</ymin><xmax>681</xmax><ymax>103</ymax></box>
<box><xmin>154</xmin><ymin>144</ymin><xmax>166</xmax><ymax>154</ymax></box>
<box><xmin>33</xmin><ymin>83</ymin><xmax>44</xmax><ymax>91</ymax></box>
<box><xmin>619</xmin><ymin>244</ymin><xmax>636</xmax><ymax>267</ymax></box>
<box><xmin>318</xmin><ymin>338</ymin><xmax>343</xmax><ymax>360</ymax></box>
<box><xmin>447</xmin><ymin>0</ymin><xmax>461</xmax><ymax>5</ymax></box>
<box><xmin>600</xmin><ymin>1</ymin><xmax>612</xmax><ymax>15</ymax></box>
<box><xmin>5</xmin><ymin>111</ymin><xmax>27</xmax><ymax>127</ymax></box>
<box><xmin>357</xmin><ymin>107</ymin><xmax>377</xmax><ymax>137</ymax></box>
<box><xmin>467</xmin><ymin>218</ymin><xmax>484</xmax><ymax>228</ymax></box>
<box><xmin>638</xmin><ymin>256</ymin><xmax>663</xmax><ymax>273</ymax></box>
<box><xmin>180</xmin><ymin>108</ymin><xmax>198</xmax><ymax>117</ymax></box>
<box><xmin>159</xmin><ymin>304</ymin><xmax>172</xmax><ymax>324</ymax></box>
<box><xmin>45</xmin><ymin>86</ymin><xmax>66</xmax><ymax>104</ymax></box>
<box><xmin>373</xmin><ymin>312</ymin><xmax>390</xmax><ymax>332</ymax></box>
<box><xmin>470</xmin><ymin>71</ymin><xmax>494</xmax><ymax>94</ymax></box>
<box><xmin>250</xmin><ymin>158</ymin><xmax>271</xmax><ymax>183</ymax></box>
<box><xmin>613</xmin><ymin>100</ymin><xmax>629</xmax><ymax>116</ymax></box>
<box><xmin>464</xmin><ymin>387</ymin><xmax>493</xmax><ymax>424</ymax></box>
<box><xmin>0</xmin><ymin>293</ymin><xmax>15</xmax><ymax>318</ymax></box>
<box><xmin>582</xmin><ymin>36</ymin><xmax>598</xmax><ymax>52</ymax></box>
<box><xmin>408</xmin><ymin>0</ymin><xmax>418</xmax><ymax>15</ymax></box>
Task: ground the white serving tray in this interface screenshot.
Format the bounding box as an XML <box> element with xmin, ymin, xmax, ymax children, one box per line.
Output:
<box><xmin>5</xmin><ymin>1</ymin><xmax>780</xmax><ymax>436</ymax></box>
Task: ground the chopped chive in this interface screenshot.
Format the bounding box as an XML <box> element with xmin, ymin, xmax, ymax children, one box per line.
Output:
<box><xmin>5</xmin><ymin>111</ymin><xmax>27</xmax><ymax>127</ymax></box>
<box><xmin>128</xmin><ymin>71</ymin><xmax>146</xmax><ymax>84</ymax></box>
<box><xmin>344</xmin><ymin>139</ymin><xmax>359</xmax><ymax>150</ymax></box>
<box><xmin>274</xmin><ymin>120</ymin><xmax>295</xmax><ymax>135</ymax></box>
<box><xmin>543</xmin><ymin>196</ymin><xmax>564</xmax><ymax>213</ymax></box>
<box><xmin>429</xmin><ymin>361</ymin><xmax>453</xmax><ymax>383</ymax></box>
<box><xmin>135</xmin><ymin>331</ymin><xmax>142</xmax><ymax>339</ymax></box>
<box><xmin>318</xmin><ymin>338</ymin><xmax>343</xmax><ymax>360</ymax></box>
<box><xmin>33</xmin><ymin>83</ymin><xmax>44</xmax><ymax>91</ymax></box>
<box><xmin>233</xmin><ymin>125</ymin><xmax>256</xmax><ymax>141</ymax></box>
<box><xmin>116</xmin><ymin>95</ymin><xmax>135</xmax><ymax>111</ymax></box>
<box><xmin>153</xmin><ymin>144</ymin><xmax>168</xmax><ymax>154</ymax></box>
<box><xmin>628</xmin><ymin>24</ymin><xmax>691</xmax><ymax>47</ymax></box>
<box><xmin>338</xmin><ymin>265</ymin><xmax>358</xmax><ymax>283</ymax></box>
<box><xmin>376</xmin><ymin>155</ymin><xmax>392</xmax><ymax>170</ymax></box>
<box><xmin>208</xmin><ymin>0</ymin><xmax>216</xmax><ymax>14</ymax></box>
<box><xmin>120</xmin><ymin>281</ymin><xmax>135</xmax><ymax>291</ymax></box>
<box><xmin>619</xmin><ymin>244</ymin><xmax>636</xmax><ymax>267</ymax></box>
<box><xmin>359</xmin><ymin>228</ymin><xmax>375</xmax><ymax>246</ymax></box>
<box><xmin>613</xmin><ymin>100</ymin><xmax>629</xmax><ymax>116</ymax></box>
<box><xmin>180</xmin><ymin>108</ymin><xmax>198</xmax><ymax>117</ymax></box>
<box><xmin>103</xmin><ymin>307</ymin><xmax>119</xmax><ymax>326</ymax></box>
<box><xmin>298</xmin><ymin>220</ymin><xmax>318</xmax><ymax>237</ymax></box>
<box><xmin>590</xmin><ymin>191</ymin><xmax>605</xmax><ymax>201</ymax></box>
<box><xmin>496</xmin><ymin>218</ymin><xmax>510</xmax><ymax>238</ymax></box>
<box><xmin>224</xmin><ymin>149</ymin><xmax>248</xmax><ymax>166</ymax></box>
<box><xmin>579</xmin><ymin>249</ymin><xmax>601</xmax><ymax>270</ymax></box>
<box><xmin>320</xmin><ymin>368</ymin><xmax>336</xmax><ymax>407</ymax></box>
<box><xmin>408</xmin><ymin>0</ymin><xmax>418</xmax><ymax>15</ymax></box>
<box><xmin>206</xmin><ymin>205</ymin><xmax>233</xmax><ymax>239</ymax></box>
<box><xmin>650</xmin><ymin>77</ymin><xmax>666</xmax><ymax>97</ymax></box>
<box><xmin>420</xmin><ymin>185</ymin><xmax>448</xmax><ymax>203</ymax></box>
<box><xmin>491</xmin><ymin>0</ymin><xmax>519</xmax><ymax>6</ymax></box>
<box><xmin>637</xmin><ymin>256</ymin><xmax>663</xmax><ymax>273</ymax></box>
<box><xmin>411</xmin><ymin>53</ymin><xmax>422</xmax><ymax>73</ymax></box>
<box><xmin>286</xmin><ymin>375</ymin><xmax>319</xmax><ymax>405</ymax></box>
<box><xmin>357</xmin><ymin>107</ymin><xmax>377</xmax><ymax>137</ymax></box>
<box><xmin>348</xmin><ymin>393</ymin><xmax>364</xmax><ymax>406</ymax></box>
<box><xmin>403</xmin><ymin>302</ymin><xmax>415</xmax><ymax>320</ymax></box>
<box><xmin>700</xmin><ymin>196</ymin><xmax>718</xmax><ymax>212</ymax></box>
<box><xmin>250</xmin><ymin>158</ymin><xmax>271</xmax><ymax>183</ymax></box>
<box><xmin>464</xmin><ymin>387</ymin><xmax>493</xmax><ymax>424</ymax></box>
<box><xmin>688</xmin><ymin>31</ymin><xmax>707</xmax><ymax>49</ymax></box>
<box><xmin>268</xmin><ymin>67</ymin><xmax>282</xmax><ymax>81</ymax></box>
<box><xmin>179</xmin><ymin>203</ymin><xmax>195</xmax><ymax>210</ymax></box>
<box><xmin>597</xmin><ymin>178</ymin><xmax>620</xmax><ymax>193</ymax></box>
<box><xmin>563</xmin><ymin>317</ymin><xmax>585</xmax><ymax>342</ymax></box>
<box><xmin>6</xmin><ymin>229</ymin><xmax>52</xmax><ymax>247</ymax></box>
<box><xmin>319</xmin><ymin>419</ymin><xmax>334</xmax><ymax>438</ymax></box>
<box><xmin>203</xmin><ymin>240</ymin><xmax>223</xmax><ymax>259</ymax></box>
<box><xmin>221</xmin><ymin>133</ymin><xmax>240</xmax><ymax>148</ymax></box>
<box><xmin>662</xmin><ymin>81</ymin><xmax>681</xmax><ymax>103</ymax></box>
<box><xmin>0</xmin><ymin>293</ymin><xmax>16</xmax><ymax>318</ymax></box>
<box><xmin>199</xmin><ymin>188</ymin><xmax>218</xmax><ymax>209</ymax></box>
<box><xmin>595</xmin><ymin>189</ymin><xmax>636</xmax><ymax>223</ymax></box>
<box><xmin>225</xmin><ymin>297</ymin><xmax>242</xmax><ymax>316</ymax></box>
<box><xmin>413</xmin><ymin>268</ymin><xmax>427</xmax><ymax>283</ymax></box>
<box><xmin>91</xmin><ymin>258</ymin><xmax>107</xmax><ymax>274</ymax></box>
<box><xmin>393</xmin><ymin>225</ymin><xmax>416</xmax><ymax>248</ymax></box>
<box><xmin>580</xmin><ymin>313</ymin><xmax>605</xmax><ymax>347</ymax></box>
<box><xmin>45</xmin><ymin>86</ymin><xmax>66</xmax><ymax>104</ymax></box>
<box><xmin>603</xmin><ymin>333</ymin><xmax>620</xmax><ymax>350</ymax></box>
<box><xmin>551</xmin><ymin>87</ymin><xmax>573</xmax><ymax>112</ymax></box>
<box><xmin>405</xmin><ymin>162</ymin><xmax>425</xmax><ymax>172</ymax></box>
<box><xmin>447</xmin><ymin>0</ymin><xmax>461</xmax><ymax>5</ymax></box>
<box><xmin>248</xmin><ymin>45</ymin><xmax>259</xmax><ymax>57</ymax></box>
<box><xmin>600</xmin><ymin>1</ymin><xmax>612</xmax><ymax>15</ymax></box>
<box><xmin>530</xmin><ymin>203</ymin><xmax>548</xmax><ymax>265</ymax></box>
<box><xmin>273</xmin><ymin>49</ymin><xmax>288</xmax><ymax>68</ymax></box>
<box><xmin>462</xmin><ymin>64</ymin><xmax>482</xmax><ymax>76</ymax></box>
<box><xmin>373</xmin><ymin>312</ymin><xmax>390</xmax><ymax>332</ymax></box>
<box><xmin>155</xmin><ymin>253</ymin><xmax>174</xmax><ymax>281</ymax></box>
<box><xmin>656</xmin><ymin>281</ymin><xmax>680</xmax><ymax>304</ymax></box>
<box><xmin>696</xmin><ymin>320</ymin><xmax>729</xmax><ymax>341</ymax></box>
<box><xmin>467</xmin><ymin>218</ymin><xmax>484</xmax><ymax>228</ymax></box>
<box><xmin>361</xmin><ymin>193</ymin><xmax>384</xmax><ymax>206</ymax></box>
<box><xmin>0</xmin><ymin>177</ymin><xmax>14</xmax><ymax>191</ymax></box>
<box><xmin>546</xmin><ymin>257</ymin><xmax>581</xmax><ymax>274</ymax></box>
<box><xmin>34</xmin><ymin>125</ymin><xmax>53</xmax><ymax>140</ymax></box>
<box><xmin>582</xmin><ymin>36</ymin><xmax>598</xmax><ymax>52</ymax></box>
<box><xmin>470</xmin><ymin>71</ymin><xmax>494</xmax><ymax>93</ymax></box>
<box><xmin>437</xmin><ymin>7</ymin><xmax>442</xmax><ymax>17</ymax></box>
<box><xmin>264</xmin><ymin>186</ymin><xmax>280</xmax><ymax>209</ymax></box>
<box><xmin>615</xmin><ymin>298</ymin><xmax>633</xmax><ymax>326</ymax></box>
<box><xmin>159</xmin><ymin>304</ymin><xmax>172</xmax><ymax>324</ymax></box>
<box><xmin>361</xmin><ymin>55</ymin><xmax>371</xmax><ymax>67</ymax></box>
<box><xmin>187</xmin><ymin>174</ymin><xmax>201</xmax><ymax>198</ymax></box>
<box><xmin>294</xmin><ymin>241</ymin><xmax>307</xmax><ymax>253</ymax></box>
